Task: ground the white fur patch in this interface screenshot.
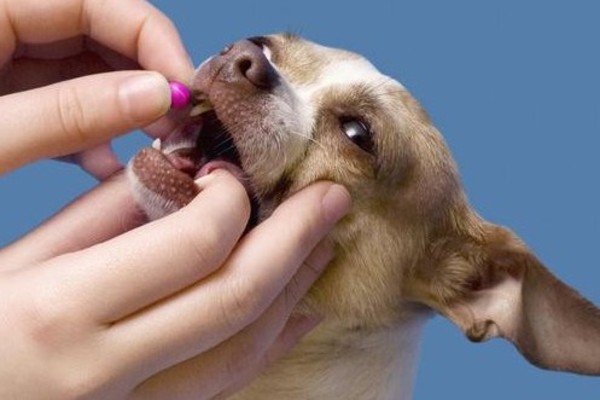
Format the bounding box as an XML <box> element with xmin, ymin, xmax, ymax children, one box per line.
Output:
<box><xmin>297</xmin><ymin>42</ymin><xmax>403</xmax><ymax>99</ymax></box>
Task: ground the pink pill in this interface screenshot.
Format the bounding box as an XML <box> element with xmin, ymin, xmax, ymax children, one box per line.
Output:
<box><xmin>169</xmin><ymin>81</ymin><xmax>191</xmax><ymax>109</ymax></box>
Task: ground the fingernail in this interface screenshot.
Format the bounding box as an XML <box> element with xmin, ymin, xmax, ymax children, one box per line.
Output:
<box><xmin>119</xmin><ymin>72</ymin><xmax>171</xmax><ymax>124</ymax></box>
<box><xmin>193</xmin><ymin>169</ymin><xmax>236</xmax><ymax>191</ymax></box>
<box><xmin>321</xmin><ymin>184</ymin><xmax>352</xmax><ymax>225</ymax></box>
<box><xmin>194</xmin><ymin>174</ymin><xmax>213</xmax><ymax>190</ymax></box>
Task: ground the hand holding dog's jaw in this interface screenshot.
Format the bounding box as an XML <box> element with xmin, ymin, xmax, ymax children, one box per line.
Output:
<box><xmin>0</xmin><ymin>168</ymin><xmax>350</xmax><ymax>399</ymax></box>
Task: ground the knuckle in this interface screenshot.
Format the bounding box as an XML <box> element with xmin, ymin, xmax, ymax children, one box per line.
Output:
<box><xmin>176</xmin><ymin>187</ymin><xmax>250</xmax><ymax>271</ymax></box>
<box><xmin>275</xmin><ymin>204</ymin><xmax>323</xmax><ymax>251</ymax></box>
<box><xmin>296</xmin><ymin>222</ymin><xmax>319</xmax><ymax>253</ymax></box>
<box><xmin>219</xmin><ymin>276</ymin><xmax>266</xmax><ymax>331</ymax></box>
<box><xmin>56</xmin><ymin>85</ymin><xmax>90</xmax><ymax>143</ymax></box>
<box><xmin>10</xmin><ymin>289</ymin><xmax>112</xmax><ymax>398</ymax></box>
<box><xmin>177</xmin><ymin>219</ymin><xmax>226</xmax><ymax>271</ymax></box>
<box><xmin>19</xmin><ymin>287</ymin><xmax>75</xmax><ymax>348</ymax></box>
<box><xmin>211</xmin><ymin>171</ymin><xmax>252</xmax><ymax>221</ymax></box>
<box><xmin>283</xmin><ymin>275</ymin><xmax>305</xmax><ymax>312</ymax></box>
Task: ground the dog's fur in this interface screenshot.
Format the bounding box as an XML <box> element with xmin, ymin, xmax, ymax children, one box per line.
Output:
<box><xmin>129</xmin><ymin>34</ymin><xmax>600</xmax><ymax>399</ymax></box>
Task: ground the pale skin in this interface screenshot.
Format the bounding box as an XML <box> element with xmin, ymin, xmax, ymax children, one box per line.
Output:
<box><xmin>0</xmin><ymin>0</ymin><xmax>352</xmax><ymax>399</ymax></box>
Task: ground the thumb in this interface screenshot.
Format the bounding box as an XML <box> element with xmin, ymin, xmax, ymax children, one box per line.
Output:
<box><xmin>0</xmin><ymin>70</ymin><xmax>170</xmax><ymax>174</ymax></box>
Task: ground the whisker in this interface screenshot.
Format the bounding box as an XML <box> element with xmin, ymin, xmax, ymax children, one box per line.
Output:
<box><xmin>290</xmin><ymin>129</ymin><xmax>327</xmax><ymax>153</ymax></box>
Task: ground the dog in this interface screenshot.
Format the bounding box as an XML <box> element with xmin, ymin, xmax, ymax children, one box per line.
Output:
<box><xmin>128</xmin><ymin>34</ymin><xmax>600</xmax><ymax>399</ymax></box>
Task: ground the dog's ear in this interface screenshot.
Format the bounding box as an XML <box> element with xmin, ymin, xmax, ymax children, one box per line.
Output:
<box><xmin>414</xmin><ymin>224</ymin><xmax>600</xmax><ymax>375</ymax></box>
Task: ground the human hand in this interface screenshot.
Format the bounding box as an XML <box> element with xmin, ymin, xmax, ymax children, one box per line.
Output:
<box><xmin>0</xmin><ymin>0</ymin><xmax>194</xmax><ymax>179</ymax></box>
<box><xmin>0</xmin><ymin>2</ymin><xmax>351</xmax><ymax>398</ymax></box>
<box><xmin>0</xmin><ymin>171</ymin><xmax>351</xmax><ymax>399</ymax></box>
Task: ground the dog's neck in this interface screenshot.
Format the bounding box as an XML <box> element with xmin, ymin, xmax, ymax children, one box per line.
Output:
<box><xmin>232</xmin><ymin>316</ymin><xmax>429</xmax><ymax>400</ymax></box>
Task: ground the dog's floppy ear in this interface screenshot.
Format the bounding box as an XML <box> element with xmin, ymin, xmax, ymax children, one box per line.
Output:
<box><xmin>414</xmin><ymin>224</ymin><xmax>600</xmax><ymax>375</ymax></box>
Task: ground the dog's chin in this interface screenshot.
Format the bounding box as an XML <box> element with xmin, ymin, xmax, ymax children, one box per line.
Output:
<box><xmin>129</xmin><ymin>109</ymin><xmax>260</xmax><ymax>226</ymax></box>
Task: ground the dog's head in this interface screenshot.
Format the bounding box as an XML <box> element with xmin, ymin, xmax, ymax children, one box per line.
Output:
<box><xmin>129</xmin><ymin>34</ymin><xmax>600</xmax><ymax>375</ymax></box>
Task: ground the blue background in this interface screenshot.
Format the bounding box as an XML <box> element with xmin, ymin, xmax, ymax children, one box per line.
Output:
<box><xmin>2</xmin><ymin>0</ymin><xmax>599</xmax><ymax>398</ymax></box>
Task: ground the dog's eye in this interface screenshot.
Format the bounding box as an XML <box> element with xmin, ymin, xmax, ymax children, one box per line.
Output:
<box><xmin>341</xmin><ymin>118</ymin><xmax>374</xmax><ymax>153</ymax></box>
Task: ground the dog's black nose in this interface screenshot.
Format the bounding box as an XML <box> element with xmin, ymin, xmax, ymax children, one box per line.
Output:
<box><xmin>214</xmin><ymin>39</ymin><xmax>279</xmax><ymax>89</ymax></box>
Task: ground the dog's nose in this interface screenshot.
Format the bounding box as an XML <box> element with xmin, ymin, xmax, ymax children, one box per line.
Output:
<box><xmin>213</xmin><ymin>39</ymin><xmax>279</xmax><ymax>89</ymax></box>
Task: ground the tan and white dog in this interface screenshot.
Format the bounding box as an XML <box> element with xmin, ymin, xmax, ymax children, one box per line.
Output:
<box><xmin>128</xmin><ymin>34</ymin><xmax>600</xmax><ymax>399</ymax></box>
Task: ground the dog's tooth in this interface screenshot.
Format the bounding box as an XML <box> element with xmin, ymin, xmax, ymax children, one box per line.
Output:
<box><xmin>190</xmin><ymin>101</ymin><xmax>214</xmax><ymax>117</ymax></box>
<box><xmin>152</xmin><ymin>138</ymin><xmax>162</xmax><ymax>150</ymax></box>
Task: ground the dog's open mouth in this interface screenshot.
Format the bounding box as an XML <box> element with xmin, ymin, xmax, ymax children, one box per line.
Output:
<box><xmin>130</xmin><ymin>100</ymin><xmax>257</xmax><ymax>223</ymax></box>
<box><xmin>157</xmin><ymin>103</ymin><xmax>245</xmax><ymax>182</ymax></box>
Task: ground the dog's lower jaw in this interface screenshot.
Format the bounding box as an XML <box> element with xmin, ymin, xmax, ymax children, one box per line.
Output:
<box><xmin>230</xmin><ymin>316</ymin><xmax>428</xmax><ymax>400</ymax></box>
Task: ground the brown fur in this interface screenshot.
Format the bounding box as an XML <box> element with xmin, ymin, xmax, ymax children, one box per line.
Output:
<box><xmin>130</xmin><ymin>34</ymin><xmax>600</xmax><ymax>399</ymax></box>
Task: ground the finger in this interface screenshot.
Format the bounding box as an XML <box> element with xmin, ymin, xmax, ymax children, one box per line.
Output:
<box><xmin>0</xmin><ymin>173</ymin><xmax>145</xmax><ymax>270</ymax></box>
<box><xmin>0</xmin><ymin>70</ymin><xmax>170</xmax><ymax>174</ymax></box>
<box><xmin>0</xmin><ymin>0</ymin><xmax>193</xmax><ymax>82</ymax></box>
<box><xmin>41</xmin><ymin>170</ymin><xmax>251</xmax><ymax>323</ymax></box>
<box><xmin>128</xmin><ymin>243</ymin><xmax>331</xmax><ymax>400</ymax></box>
<box><xmin>108</xmin><ymin>183</ymin><xmax>350</xmax><ymax>378</ymax></box>
<box><xmin>58</xmin><ymin>143</ymin><xmax>123</xmax><ymax>180</ymax></box>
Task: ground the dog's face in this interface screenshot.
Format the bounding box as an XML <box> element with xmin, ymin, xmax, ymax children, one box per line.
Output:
<box><xmin>129</xmin><ymin>34</ymin><xmax>600</xmax><ymax>375</ymax></box>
